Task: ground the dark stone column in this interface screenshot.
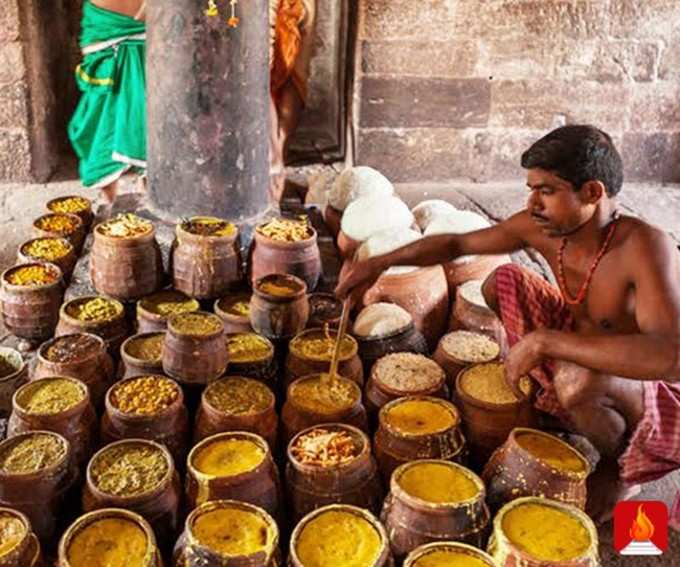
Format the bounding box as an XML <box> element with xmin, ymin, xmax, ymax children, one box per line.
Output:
<box><xmin>146</xmin><ymin>0</ymin><xmax>270</xmax><ymax>222</ymax></box>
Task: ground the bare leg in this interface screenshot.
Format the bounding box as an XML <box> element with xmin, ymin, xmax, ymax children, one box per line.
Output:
<box><xmin>101</xmin><ymin>180</ymin><xmax>118</xmax><ymax>205</ymax></box>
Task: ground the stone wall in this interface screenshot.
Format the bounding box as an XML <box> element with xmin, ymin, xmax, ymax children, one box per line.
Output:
<box><xmin>355</xmin><ymin>0</ymin><xmax>680</xmax><ymax>184</ymax></box>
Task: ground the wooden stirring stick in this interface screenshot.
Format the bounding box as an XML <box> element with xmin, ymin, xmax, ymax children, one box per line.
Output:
<box><xmin>327</xmin><ymin>296</ymin><xmax>351</xmax><ymax>381</ymax></box>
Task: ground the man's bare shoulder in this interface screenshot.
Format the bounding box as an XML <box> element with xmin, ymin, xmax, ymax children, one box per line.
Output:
<box><xmin>618</xmin><ymin>215</ymin><xmax>679</xmax><ymax>271</ymax></box>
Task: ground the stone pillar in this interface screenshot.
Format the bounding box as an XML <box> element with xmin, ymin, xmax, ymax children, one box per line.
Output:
<box><xmin>146</xmin><ymin>0</ymin><xmax>270</xmax><ymax>222</ymax></box>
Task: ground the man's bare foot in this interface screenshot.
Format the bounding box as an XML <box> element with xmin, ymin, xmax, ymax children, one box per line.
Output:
<box><xmin>586</xmin><ymin>460</ymin><xmax>641</xmax><ymax>524</ymax></box>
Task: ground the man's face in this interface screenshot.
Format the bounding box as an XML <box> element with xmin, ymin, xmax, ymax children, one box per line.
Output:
<box><xmin>525</xmin><ymin>168</ymin><xmax>597</xmax><ymax>237</ymax></box>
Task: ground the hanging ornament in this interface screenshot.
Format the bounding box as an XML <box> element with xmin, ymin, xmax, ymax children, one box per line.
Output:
<box><xmin>205</xmin><ymin>0</ymin><xmax>219</xmax><ymax>17</ymax></box>
<box><xmin>227</xmin><ymin>0</ymin><xmax>240</xmax><ymax>28</ymax></box>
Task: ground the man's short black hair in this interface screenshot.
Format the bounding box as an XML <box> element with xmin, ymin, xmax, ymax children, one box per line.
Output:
<box><xmin>521</xmin><ymin>125</ymin><xmax>624</xmax><ymax>197</ymax></box>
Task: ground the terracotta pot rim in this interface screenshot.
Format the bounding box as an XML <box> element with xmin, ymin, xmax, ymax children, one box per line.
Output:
<box><xmin>37</xmin><ymin>332</ymin><xmax>107</xmax><ymax>367</ymax></box>
<box><xmin>0</xmin><ymin>346</ymin><xmax>25</xmax><ymax>382</ymax></box>
<box><xmin>93</xmin><ymin>219</ymin><xmax>156</xmax><ymax>243</ymax></box>
<box><xmin>455</xmin><ymin>364</ymin><xmax>530</xmax><ymax>410</ymax></box>
<box><xmin>287</xmin><ymin>422</ymin><xmax>371</xmax><ymax>473</ymax></box>
<box><xmin>0</xmin><ymin>261</ymin><xmax>64</xmax><ymax>292</ymax></box>
<box><xmin>509</xmin><ymin>427</ymin><xmax>592</xmax><ymax>478</ymax></box>
<box><xmin>287</xmin><ymin>374</ymin><xmax>362</xmax><ymax>416</ymax></box>
<box><xmin>224</xmin><ymin>332</ymin><xmax>275</xmax><ymax>364</ymax></box>
<box><xmin>378</xmin><ymin>396</ymin><xmax>461</xmax><ymax>438</ymax></box>
<box><xmin>253</xmin><ymin>273</ymin><xmax>308</xmax><ymax>302</ymax></box>
<box><xmin>86</xmin><ymin>438</ymin><xmax>175</xmax><ymax>502</ymax></box>
<box><xmin>46</xmin><ymin>195</ymin><xmax>93</xmax><ymax>215</ymax></box>
<box><xmin>32</xmin><ymin>212</ymin><xmax>84</xmax><ymax>236</ymax></box>
<box><xmin>167</xmin><ymin>310</ymin><xmax>225</xmax><ymax>340</ymax></box>
<box><xmin>202</xmin><ymin>376</ymin><xmax>276</xmax><ymax>417</ymax></box>
<box><xmin>0</xmin><ymin>430</ymin><xmax>69</xmax><ymax>480</ymax></box>
<box><xmin>437</xmin><ymin>331</ymin><xmax>500</xmax><ymax>364</ymax></box>
<box><xmin>253</xmin><ymin>225</ymin><xmax>318</xmax><ymax>250</ymax></box>
<box><xmin>404</xmin><ymin>541</ymin><xmax>496</xmax><ymax>567</ymax></box>
<box><xmin>58</xmin><ymin>507</ymin><xmax>158</xmax><ymax>564</ymax></box>
<box><xmin>289</xmin><ymin>327</ymin><xmax>359</xmax><ymax>362</ymax></box>
<box><xmin>307</xmin><ymin>292</ymin><xmax>343</xmax><ymax>323</ymax></box>
<box><xmin>137</xmin><ymin>291</ymin><xmax>200</xmax><ymax>323</ymax></box>
<box><xmin>390</xmin><ymin>459</ymin><xmax>486</xmax><ymax>511</ymax></box>
<box><xmin>105</xmin><ymin>374</ymin><xmax>184</xmax><ymax>422</ymax></box>
<box><xmin>354</xmin><ymin>320</ymin><xmax>416</xmax><ymax>343</ymax></box>
<box><xmin>492</xmin><ymin>496</ymin><xmax>599</xmax><ymax>564</ymax></box>
<box><xmin>375</xmin><ymin>263</ymin><xmax>444</xmax><ymax>283</ymax></box>
<box><xmin>370</xmin><ymin>373</ymin><xmax>445</xmax><ymax>399</ymax></box>
<box><xmin>18</xmin><ymin>236</ymin><xmax>75</xmax><ymax>261</ymax></box>
<box><xmin>185</xmin><ymin>499</ymin><xmax>279</xmax><ymax>562</ymax></box>
<box><xmin>176</xmin><ymin>218</ymin><xmax>240</xmax><ymax>243</ymax></box>
<box><xmin>0</xmin><ymin>507</ymin><xmax>32</xmax><ymax>559</ymax></box>
<box><xmin>59</xmin><ymin>295</ymin><xmax>125</xmax><ymax>327</ymax></box>
<box><xmin>120</xmin><ymin>331</ymin><xmax>166</xmax><ymax>365</ymax></box>
<box><xmin>12</xmin><ymin>376</ymin><xmax>91</xmax><ymax>421</ymax></box>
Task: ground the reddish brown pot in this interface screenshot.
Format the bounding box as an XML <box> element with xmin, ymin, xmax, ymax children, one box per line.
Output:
<box><xmin>449</xmin><ymin>279</ymin><xmax>504</xmax><ymax>342</ymax></box>
<box><xmin>32</xmin><ymin>213</ymin><xmax>85</xmax><ymax>253</ymax></box>
<box><xmin>249</xmin><ymin>274</ymin><xmax>310</xmax><ymax>340</ymax></box>
<box><xmin>162</xmin><ymin>312</ymin><xmax>228</xmax><ymax>386</ymax></box>
<box><xmin>433</xmin><ymin>331</ymin><xmax>500</xmax><ymax>390</ymax></box>
<box><xmin>323</xmin><ymin>205</ymin><xmax>342</xmax><ymax>239</ymax></box>
<box><xmin>307</xmin><ymin>292</ymin><xmax>343</xmax><ymax>328</ymax></box>
<box><xmin>482</xmin><ymin>428</ymin><xmax>591</xmax><ymax>512</ymax></box>
<box><xmin>55</xmin><ymin>296</ymin><xmax>129</xmax><ymax>358</ymax></box>
<box><xmin>282</xmin><ymin>375</ymin><xmax>368</xmax><ymax>443</ymax></box>
<box><xmin>336</xmin><ymin>230</ymin><xmax>361</xmax><ymax>260</ymax></box>
<box><xmin>186</xmin><ymin>432</ymin><xmax>282</xmax><ymax>520</ymax></box>
<box><xmin>214</xmin><ymin>293</ymin><xmax>253</xmax><ymax>334</ymax></box>
<box><xmin>100</xmin><ymin>375</ymin><xmax>189</xmax><ymax>466</ymax></box>
<box><xmin>0</xmin><ymin>507</ymin><xmax>43</xmax><ymax>566</ymax></box>
<box><xmin>46</xmin><ymin>195</ymin><xmax>94</xmax><ymax>230</ymax></box>
<box><xmin>0</xmin><ymin>347</ymin><xmax>27</xmax><ymax>417</ymax></box>
<box><xmin>171</xmin><ymin>219</ymin><xmax>243</xmax><ymax>299</ymax></box>
<box><xmin>455</xmin><ymin>365</ymin><xmax>537</xmax><ymax>465</ymax></box>
<box><xmin>119</xmin><ymin>332</ymin><xmax>165</xmax><ymax>378</ymax></box>
<box><xmin>0</xmin><ymin>431</ymin><xmax>76</xmax><ymax>547</ymax></box>
<box><xmin>250</xmin><ymin>226</ymin><xmax>322</xmax><ymax>291</ymax></box>
<box><xmin>289</xmin><ymin>504</ymin><xmax>394</xmax><ymax>567</ymax></box>
<box><xmin>381</xmin><ymin>460</ymin><xmax>490</xmax><ymax>561</ymax></box>
<box><xmin>173</xmin><ymin>500</ymin><xmax>281</xmax><ymax>567</ymax></box>
<box><xmin>364</xmin><ymin>353</ymin><xmax>448</xmax><ymax>419</ymax></box>
<box><xmin>286</xmin><ymin>423</ymin><xmax>384</xmax><ymax>523</ymax></box>
<box><xmin>374</xmin><ymin>397</ymin><xmax>467</xmax><ymax>484</ymax></box>
<box><xmin>33</xmin><ymin>333</ymin><xmax>115</xmax><ymax>410</ymax></box>
<box><xmin>89</xmin><ymin>220</ymin><xmax>164</xmax><ymax>300</ymax></box>
<box><xmin>8</xmin><ymin>377</ymin><xmax>96</xmax><ymax>468</ymax></box>
<box><xmin>0</xmin><ymin>262</ymin><xmax>64</xmax><ymax>341</ymax></box>
<box><xmin>136</xmin><ymin>290</ymin><xmax>201</xmax><ymax>333</ymax></box>
<box><xmin>285</xmin><ymin>328</ymin><xmax>363</xmax><ymax>388</ymax></box>
<box><xmin>194</xmin><ymin>377</ymin><xmax>278</xmax><ymax>449</ymax></box>
<box><xmin>487</xmin><ymin>497</ymin><xmax>600</xmax><ymax>567</ymax></box>
<box><xmin>404</xmin><ymin>542</ymin><xmax>497</xmax><ymax>567</ymax></box>
<box><xmin>355</xmin><ymin>322</ymin><xmax>429</xmax><ymax>376</ymax></box>
<box><xmin>225</xmin><ymin>333</ymin><xmax>278</xmax><ymax>389</ymax></box>
<box><xmin>58</xmin><ymin>509</ymin><xmax>162</xmax><ymax>567</ymax></box>
<box><xmin>363</xmin><ymin>266</ymin><xmax>450</xmax><ymax>350</ymax></box>
<box><xmin>443</xmin><ymin>254</ymin><xmax>510</xmax><ymax>291</ymax></box>
<box><xmin>17</xmin><ymin>237</ymin><xmax>77</xmax><ymax>283</ymax></box>
<box><xmin>83</xmin><ymin>439</ymin><xmax>181</xmax><ymax>552</ymax></box>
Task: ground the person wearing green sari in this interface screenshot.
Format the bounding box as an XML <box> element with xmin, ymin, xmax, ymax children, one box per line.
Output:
<box><xmin>68</xmin><ymin>0</ymin><xmax>146</xmax><ymax>204</ymax></box>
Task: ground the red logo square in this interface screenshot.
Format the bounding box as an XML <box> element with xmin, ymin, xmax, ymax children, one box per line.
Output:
<box><xmin>614</xmin><ymin>501</ymin><xmax>668</xmax><ymax>555</ymax></box>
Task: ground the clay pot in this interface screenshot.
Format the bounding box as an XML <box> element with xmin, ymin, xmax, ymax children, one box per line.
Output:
<box><xmin>374</xmin><ymin>397</ymin><xmax>467</xmax><ymax>484</ymax></box>
<box><xmin>162</xmin><ymin>312</ymin><xmax>228</xmax><ymax>386</ymax></box>
<box><xmin>285</xmin><ymin>328</ymin><xmax>363</xmax><ymax>388</ymax></box>
<box><xmin>307</xmin><ymin>292</ymin><xmax>343</xmax><ymax>328</ymax></box>
<box><xmin>173</xmin><ymin>500</ymin><xmax>281</xmax><ymax>567</ymax></box>
<box><xmin>286</xmin><ymin>423</ymin><xmax>384</xmax><ymax>523</ymax></box>
<box><xmin>225</xmin><ymin>333</ymin><xmax>278</xmax><ymax>389</ymax></box>
<box><xmin>336</xmin><ymin>230</ymin><xmax>361</xmax><ymax>260</ymax></box>
<box><xmin>0</xmin><ymin>507</ymin><xmax>42</xmax><ymax>566</ymax></box>
<box><xmin>404</xmin><ymin>542</ymin><xmax>497</xmax><ymax>567</ymax></box>
<box><xmin>8</xmin><ymin>377</ymin><xmax>96</xmax><ymax>468</ymax></box>
<box><xmin>363</xmin><ymin>266</ymin><xmax>449</xmax><ymax>350</ymax></box>
<box><xmin>214</xmin><ymin>293</ymin><xmax>254</xmax><ymax>334</ymax></box>
<box><xmin>455</xmin><ymin>365</ymin><xmax>538</xmax><ymax>465</ymax></box>
<box><xmin>381</xmin><ymin>460</ymin><xmax>490</xmax><ymax>561</ymax></box>
<box><xmin>171</xmin><ymin>218</ymin><xmax>243</xmax><ymax>299</ymax></box>
<box><xmin>487</xmin><ymin>497</ymin><xmax>600</xmax><ymax>567</ymax></box>
<box><xmin>17</xmin><ymin>237</ymin><xmax>77</xmax><ymax>282</ymax></box>
<box><xmin>323</xmin><ymin>205</ymin><xmax>343</xmax><ymax>239</ymax></box>
<box><xmin>443</xmin><ymin>254</ymin><xmax>510</xmax><ymax>291</ymax></box>
<box><xmin>355</xmin><ymin>322</ymin><xmax>429</xmax><ymax>376</ymax></box>
<box><xmin>194</xmin><ymin>377</ymin><xmax>278</xmax><ymax>449</ymax></box>
<box><xmin>282</xmin><ymin>374</ymin><xmax>369</xmax><ymax>443</ymax></box>
<box><xmin>55</xmin><ymin>296</ymin><xmax>129</xmax><ymax>358</ymax></box>
<box><xmin>0</xmin><ymin>431</ymin><xmax>76</xmax><ymax>547</ymax></box>
<box><xmin>449</xmin><ymin>279</ymin><xmax>504</xmax><ymax>342</ymax></box>
<box><xmin>58</xmin><ymin>508</ymin><xmax>162</xmax><ymax>567</ymax></box>
<box><xmin>100</xmin><ymin>375</ymin><xmax>189</xmax><ymax>466</ymax></box>
<box><xmin>289</xmin><ymin>504</ymin><xmax>393</xmax><ymax>567</ymax></box>
<box><xmin>0</xmin><ymin>262</ymin><xmax>64</xmax><ymax>341</ymax></box>
<box><xmin>433</xmin><ymin>330</ymin><xmax>500</xmax><ymax>390</ymax></box>
<box><xmin>250</xmin><ymin>225</ymin><xmax>322</xmax><ymax>291</ymax></box>
<box><xmin>89</xmin><ymin>219</ymin><xmax>164</xmax><ymax>300</ymax></box>
<box><xmin>482</xmin><ymin>428</ymin><xmax>591</xmax><ymax>511</ymax></box>
<box><xmin>136</xmin><ymin>290</ymin><xmax>201</xmax><ymax>333</ymax></box>
<box><xmin>186</xmin><ymin>432</ymin><xmax>282</xmax><ymax>519</ymax></box>
<box><xmin>46</xmin><ymin>195</ymin><xmax>94</xmax><ymax>230</ymax></box>
<box><xmin>32</xmin><ymin>213</ymin><xmax>85</xmax><ymax>253</ymax></box>
<box><xmin>33</xmin><ymin>333</ymin><xmax>115</xmax><ymax>410</ymax></box>
<box><xmin>82</xmin><ymin>439</ymin><xmax>181</xmax><ymax>552</ymax></box>
<box><xmin>119</xmin><ymin>332</ymin><xmax>165</xmax><ymax>378</ymax></box>
<box><xmin>0</xmin><ymin>347</ymin><xmax>27</xmax><ymax>417</ymax></box>
<box><xmin>250</xmin><ymin>274</ymin><xmax>310</xmax><ymax>340</ymax></box>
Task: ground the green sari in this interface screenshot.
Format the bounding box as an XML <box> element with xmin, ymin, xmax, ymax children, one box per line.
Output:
<box><xmin>68</xmin><ymin>1</ymin><xmax>146</xmax><ymax>188</ymax></box>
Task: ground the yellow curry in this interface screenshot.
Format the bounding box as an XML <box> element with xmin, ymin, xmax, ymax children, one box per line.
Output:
<box><xmin>193</xmin><ymin>438</ymin><xmax>265</xmax><ymax>477</ymax></box>
<box><xmin>67</xmin><ymin>517</ymin><xmax>149</xmax><ymax>567</ymax></box>
<box><xmin>384</xmin><ymin>399</ymin><xmax>456</xmax><ymax>435</ymax></box>
<box><xmin>398</xmin><ymin>462</ymin><xmax>479</xmax><ymax>504</ymax></box>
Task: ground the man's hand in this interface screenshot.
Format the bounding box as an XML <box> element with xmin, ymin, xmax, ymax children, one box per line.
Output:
<box><xmin>504</xmin><ymin>330</ymin><xmax>548</xmax><ymax>399</ymax></box>
<box><xmin>335</xmin><ymin>258</ymin><xmax>385</xmax><ymax>305</ymax></box>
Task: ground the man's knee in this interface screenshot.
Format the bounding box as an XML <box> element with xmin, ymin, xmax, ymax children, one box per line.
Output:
<box><xmin>482</xmin><ymin>270</ymin><xmax>500</xmax><ymax>316</ymax></box>
<box><xmin>553</xmin><ymin>362</ymin><xmax>602</xmax><ymax>411</ymax></box>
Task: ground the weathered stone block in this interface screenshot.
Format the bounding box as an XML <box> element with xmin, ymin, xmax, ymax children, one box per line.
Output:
<box><xmin>360</xmin><ymin>77</ymin><xmax>490</xmax><ymax>128</ymax></box>
<box><xmin>0</xmin><ymin>82</ymin><xmax>28</xmax><ymax>129</ymax></box>
<box><xmin>659</xmin><ymin>40</ymin><xmax>680</xmax><ymax>81</ymax></box>
<box><xmin>0</xmin><ymin>129</ymin><xmax>31</xmax><ymax>181</ymax></box>
<box><xmin>0</xmin><ymin>43</ymin><xmax>27</xmax><ymax>85</ymax></box>
<box><xmin>628</xmin><ymin>82</ymin><xmax>680</xmax><ymax>132</ymax></box>
<box><xmin>361</xmin><ymin>40</ymin><xmax>478</xmax><ymax>77</ymax></box>
<box><xmin>0</xmin><ymin>0</ymin><xmax>21</xmax><ymax>43</ymax></box>
<box><xmin>622</xmin><ymin>132</ymin><xmax>680</xmax><ymax>182</ymax></box>
<box><xmin>360</xmin><ymin>0</ymin><xmax>457</xmax><ymax>41</ymax></box>
<box><xmin>606</xmin><ymin>0</ymin><xmax>677</xmax><ymax>40</ymax></box>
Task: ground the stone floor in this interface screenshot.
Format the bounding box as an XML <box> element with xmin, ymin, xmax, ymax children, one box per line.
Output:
<box><xmin>0</xmin><ymin>173</ymin><xmax>679</xmax><ymax>565</ymax></box>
